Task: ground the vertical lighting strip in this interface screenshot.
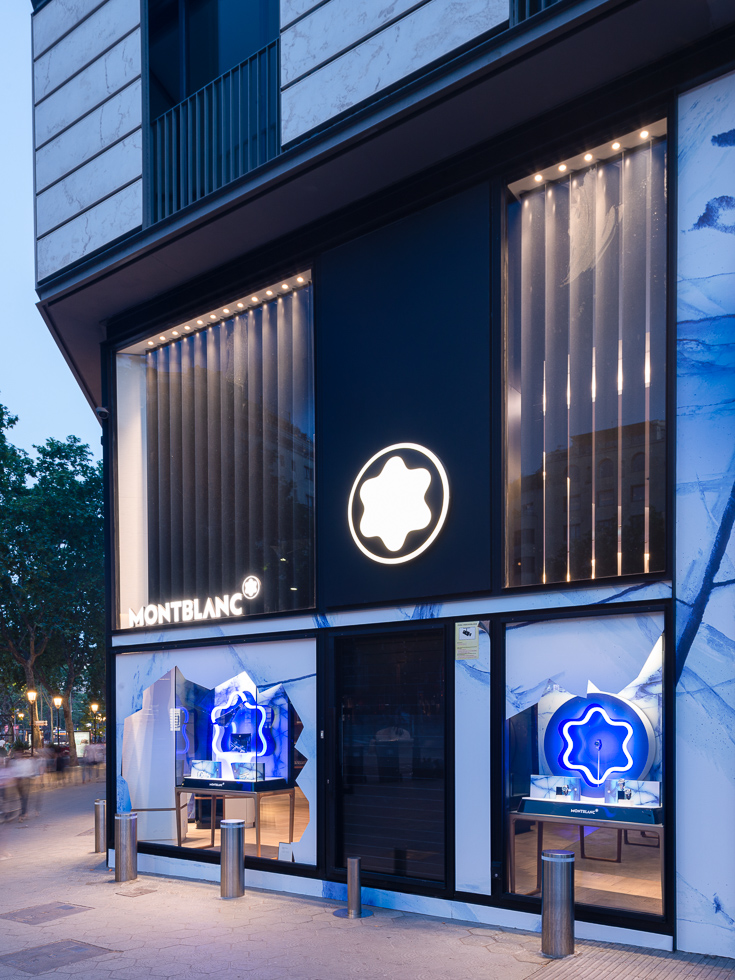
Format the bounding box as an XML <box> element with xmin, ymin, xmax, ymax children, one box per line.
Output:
<box><xmin>616</xmin><ymin>154</ymin><xmax>626</xmax><ymax>577</ymax></box>
<box><xmin>566</xmin><ymin>352</ymin><xmax>571</xmax><ymax>582</ymax></box>
<box><xmin>591</xmin><ymin>346</ymin><xmax>597</xmax><ymax>578</ymax></box>
<box><xmin>542</xmin><ymin>360</ymin><xmax>547</xmax><ymax>585</ymax></box>
<box><xmin>644</xmin><ymin>141</ymin><xmax>652</xmax><ymax>574</ymax></box>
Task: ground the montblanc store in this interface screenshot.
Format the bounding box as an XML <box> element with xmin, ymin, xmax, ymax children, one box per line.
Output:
<box><xmin>108</xmin><ymin>68</ymin><xmax>735</xmax><ymax>953</ymax></box>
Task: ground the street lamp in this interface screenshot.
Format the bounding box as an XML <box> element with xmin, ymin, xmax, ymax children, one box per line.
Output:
<box><xmin>90</xmin><ymin>703</ymin><xmax>99</xmax><ymax>744</ymax></box>
<box><xmin>26</xmin><ymin>690</ymin><xmax>37</xmax><ymax>756</ymax></box>
<box><xmin>53</xmin><ymin>696</ymin><xmax>63</xmax><ymax>745</ymax></box>
<box><xmin>16</xmin><ymin>711</ymin><xmax>24</xmax><ymax>745</ymax></box>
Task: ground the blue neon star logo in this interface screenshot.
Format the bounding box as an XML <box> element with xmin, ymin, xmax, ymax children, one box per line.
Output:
<box><xmin>560</xmin><ymin>705</ymin><xmax>634</xmax><ymax>786</ymax></box>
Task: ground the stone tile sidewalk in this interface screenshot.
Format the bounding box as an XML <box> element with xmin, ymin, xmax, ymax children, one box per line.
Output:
<box><xmin>0</xmin><ymin>781</ymin><xmax>732</xmax><ymax>980</ymax></box>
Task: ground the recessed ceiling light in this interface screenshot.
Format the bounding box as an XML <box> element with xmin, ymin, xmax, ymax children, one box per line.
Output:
<box><xmin>251</xmin><ymin>296</ymin><xmax>259</xmax><ymax>302</ymax></box>
<box><xmin>172</xmin><ymin>330</ymin><xmax>179</xmax><ymax>336</ymax></box>
<box><xmin>281</xmin><ymin>283</ymin><xmax>289</xmax><ymax>289</ymax></box>
<box><xmin>159</xmin><ymin>335</ymin><xmax>166</xmax><ymax>341</ymax></box>
<box><xmin>184</xmin><ymin>325</ymin><xmax>191</xmax><ymax>331</ymax></box>
<box><xmin>147</xmin><ymin>341</ymin><xmax>154</xmax><ymax>347</ymax></box>
<box><xmin>266</xmin><ymin>290</ymin><xmax>273</xmax><ymax>296</ymax></box>
<box><xmin>558</xmin><ymin>164</ymin><xmax>567</xmax><ymax>172</ymax></box>
<box><xmin>534</xmin><ymin>174</ymin><xmax>543</xmax><ymax>182</ymax></box>
<box><xmin>223</xmin><ymin>308</ymin><xmax>230</xmax><ymax>314</ymax></box>
<box><xmin>237</xmin><ymin>302</ymin><xmax>244</xmax><ymax>308</ymax></box>
<box><xmin>197</xmin><ymin>319</ymin><xmax>204</xmax><ymax>325</ymax></box>
<box><xmin>584</xmin><ymin>153</ymin><xmax>593</xmax><ymax>162</ymax></box>
<box><xmin>640</xmin><ymin>130</ymin><xmax>649</xmax><ymax>139</ymax></box>
<box><xmin>612</xmin><ymin>141</ymin><xmax>621</xmax><ymax>150</ymax></box>
<box><xmin>296</xmin><ymin>276</ymin><xmax>304</xmax><ymax>283</ymax></box>
<box><xmin>209</xmin><ymin>314</ymin><xmax>217</xmax><ymax>320</ymax></box>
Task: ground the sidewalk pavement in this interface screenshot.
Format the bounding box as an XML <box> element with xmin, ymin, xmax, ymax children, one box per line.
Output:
<box><xmin>0</xmin><ymin>781</ymin><xmax>732</xmax><ymax>980</ymax></box>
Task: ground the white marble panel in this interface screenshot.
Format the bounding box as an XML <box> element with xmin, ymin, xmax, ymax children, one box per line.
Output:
<box><xmin>676</xmin><ymin>68</ymin><xmax>735</xmax><ymax>959</ymax></box>
<box><xmin>36</xmin><ymin>80</ymin><xmax>141</xmax><ymax>189</ymax></box>
<box><xmin>282</xmin><ymin>0</ymin><xmax>508</xmax><ymax>144</ymax></box>
<box><xmin>36</xmin><ymin>177</ymin><xmax>142</xmax><ymax>280</ymax></box>
<box><xmin>280</xmin><ymin>0</ymin><xmax>324</xmax><ymax>30</ymax></box>
<box><xmin>33</xmin><ymin>0</ymin><xmax>107</xmax><ymax>57</ymax></box>
<box><xmin>36</xmin><ymin>130</ymin><xmax>141</xmax><ymax>236</ymax></box>
<box><xmin>282</xmin><ymin>0</ymin><xmax>424</xmax><ymax>87</ymax></box>
<box><xmin>35</xmin><ymin>29</ymin><xmax>141</xmax><ymax>148</ymax></box>
<box><xmin>455</xmin><ymin>627</ymin><xmax>491</xmax><ymax>895</ymax></box>
<box><xmin>34</xmin><ymin>0</ymin><xmax>139</xmax><ymax>103</ymax></box>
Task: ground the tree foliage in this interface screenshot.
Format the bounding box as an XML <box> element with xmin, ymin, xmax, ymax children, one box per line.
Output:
<box><xmin>0</xmin><ymin>402</ymin><xmax>103</xmax><ymax>760</ymax></box>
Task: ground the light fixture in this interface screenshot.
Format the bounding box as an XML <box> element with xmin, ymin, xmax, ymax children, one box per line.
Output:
<box><xmin>558</xmin><ymin>164</ymin><xmax>567</xmax><ymax>172</ymax></box>
<box><xmin>640</xmin><ymin>130</ymin><xmax>649</xmax><ymax>139</ymax></box>
<box><xmin>290</xmin><ymin>587</ymin><xmax>297</xmax><ymax>591</ymax></box>
<box><xmin>184</xmin><ymin>325</ymin><xmax>191</xmax><ymax>330</ymax></box>
<box><xmin>159</xmin><ymin>335</ymin><xmax>166</xmax><ymax>341</ymax></box>
<box><xmin>53</xmin><ymin>696</ymin><xmax>62</xmax><ymax>708</ymax></box>
<box><xmin>281</xmin><ymin>283</ymin><xmax>289</xmax><ymax>289</ymax></box>
<box><xmin>266</xmin><ymin>290</ymin><xmax>273</xmax><ymax>296</ymax></box>
<box><xmin>237</xmin><ymin>302</ymin><xmax>244</xmax><ymax>308</ymax></box>
<box><xmin>172</xmin><ymin>330</ymin><xmax>179</xmax><ymax>337</ymax></box>
<box><xmin>147</xmin><ymin>341</ymin><xmax>154</xmax><ymax>346</ymax></box>
<box><xmin>209</xmin><ymin>314</ymin><xmax>217</xmax><ymax>320</ymax></box>
<box><xmin>612</xmin><ymin>141</ymin><xmax>621</xmax><ymax>150</ymax></box>
<box><xmin>251</xmin><ymin>296</ymin><xmax>259</xmax><ymax>302</ymax></box>
<box><xmin>280</xmin><ymin>557</ymin><xmax>287</xmax><ymax>561</ymax></box>
<box><xmin>534</xmin><ymin>174</ymin><xmax>543</xmax><ymax>182</ymax></box>
<box><xmin>223</xmin><ymin>308</ymin><xmax>230</xmax><ymax>314</ymax></box>
<box><xmin>296</xmin><ymin>276</ymin><xmax>304</xmax><ymax>283</ymax></box>
<box><xmin>197</xmin><ymin>319</ymin><xmax>204</xmax><ymax>325</ymax></box>
<box><xmin>26</xmin><ymin>690</ymin><xmax>37</xmax><ymax>704</ymax></box>
<box><xmin>584</xmin><ymin>153</ymin><xmax>593</xmax><ymax>162</ymax></box>
<box><xmin>91</xmin><ymin>703</ymin><xmax>99</xmax><ymax>714</ymax></box>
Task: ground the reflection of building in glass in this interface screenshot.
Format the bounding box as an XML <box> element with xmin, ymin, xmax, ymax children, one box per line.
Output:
<box><xmin>509</xmin><ymin>421</ymin><xmax>666</xmax><ymax>586</ymax></box>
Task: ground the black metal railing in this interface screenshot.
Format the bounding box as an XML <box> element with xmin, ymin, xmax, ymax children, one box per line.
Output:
<box><xmin>510</xmin><ymin>0</ymin><xmax>564</xmax><ymax>25</ymax></box>
<box><xmin>150</xmin><ymin>40</ymin><xmax>280</xmax><ymax>223</ymax></box>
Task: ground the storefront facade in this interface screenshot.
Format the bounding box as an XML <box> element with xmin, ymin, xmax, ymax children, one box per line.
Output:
<box><xmin>31</xmin><ymin>0</ymin><xmax>734</xmax><ymax>958</ymax></box>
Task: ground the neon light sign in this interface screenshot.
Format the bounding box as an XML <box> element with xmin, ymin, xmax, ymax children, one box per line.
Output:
<box><xmin>560</xmin><ymin>705</ymin><xmax>634</xmax><ymax>785</ymax></box>
<box><xmin>128</xmin><ymin>575</ymin><xmax>261</xmax><ymax>628</ymax></box>
<box><xmin>348</xmin><ymin>443</ymin><xmax>450</xmax><ymax>564</ymax></box>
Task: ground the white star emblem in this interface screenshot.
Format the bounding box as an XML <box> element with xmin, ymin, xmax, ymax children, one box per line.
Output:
<box><xmin>242</xmin><ymin>575</ymin><xmax>261</xmax><ymax>599</ymax></box>
<box><xmin>359</xmin><ymin>456</ymin><xmax>432</xmax><ymax>552</ymax></box>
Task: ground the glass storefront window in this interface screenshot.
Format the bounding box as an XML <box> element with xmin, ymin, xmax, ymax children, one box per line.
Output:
<box><xmin>504</xmin><ymin>612</ymin><xmax>665</xmax><ymax>915</ymax></box>
<box><xmin>117</xmin><ymin>639</ymin><xmax>316</xmax><ymax>864</ymax></box>
<box><xmin>506</xmin><ymin>124</ymin><xmax>667</xmax><ymax>586</ymax></box>
<box><xmin>115</xmin><ymin>276</ymin><xmax>314</xmax><ymax>630</ymax></box>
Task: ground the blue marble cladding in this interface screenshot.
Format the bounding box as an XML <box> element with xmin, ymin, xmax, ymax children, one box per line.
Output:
<box><xmin>676</xmin><ymin>69</ymin><xmax>735</xmax><ymax>958</ymax></box>
<box><xmin>530</xmin><ymin>774</ymin><xmax>581</xmax><ymax>801</ymax></box>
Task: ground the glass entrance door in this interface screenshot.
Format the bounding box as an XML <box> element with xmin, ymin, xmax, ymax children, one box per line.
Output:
<box><xmin>334</xmin><ymin>629</ymin><xmax>446</xmax><ymax>883</ymax></box>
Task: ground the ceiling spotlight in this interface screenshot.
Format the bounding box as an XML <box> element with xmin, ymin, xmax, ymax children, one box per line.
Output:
<box><xmin>209</xmin><ymin>314</ymin><xmax>217</xmax><ymax>320</ymax></box>
<box><xmin>296</xmin><ymin>276</ymin><xmax>304</xmax><ymax>283</ymax></box>
<box><xmin>266</xmin><ymin>290</ymin><xmax>273</xmax><ymax>296</ymax></box>
<box><xmin>281</xmin><ymin>283</ymin><xmax>290</xmax><ymax>289</ymax></box>
<box><xmin>612</xmin><ymin>141</ymin><xmax>621</xmax><ymax>150</ymax></box>
<box><xmin>147</xmin><ymin>341</ymin><xmax>154</xmax><ymax>347</ymax></box>
<box><xmin>184</xmin><ymin>325</ymin><xmax>191</xmax><ymax>331</ymax></box>
<box><xmin>159</xmin><ymin>335</ymin><xmax>166</xmax><ymax>341</ymax></box>
<box><xmin>172</xmin><ymin>330</ymin><xmax>179</xmax><ymax>337</ymax></box>
<box><xmin>237</xmin><ymin>302</ymin><xmax>244</xmax><ymax>308</ymax></box>
<box><xmin>584</xmin><ymin>153</ymin><xmax>593</xmax><ymax>162</ymax></box>
<box><xmin>558</xmin><ymin>164</ymin><xmax>567</xmax><ymax>172</ymax></box>
<box><xmin>197</xmin><ymin>319</ymin><xmax>204</xmax><ymax>325</ymax></box>
<box><xmin>534</xmin><ymin>174</ymin><xmax>543</xmax><ymax>182</ymax></box>
<box><xmin>251</xmin><ymin>296</ymin><xmax>259</xmax><ymax>302</ymax></box>
<box><xmin>640</xmin><ymin>130</ymin><xmax>649</xmax><ymax>139</ymax></box>
<box><xmin>223</xmin><ymin>308</ymin><xmax>230</xmax><ymax>314</ymax></box>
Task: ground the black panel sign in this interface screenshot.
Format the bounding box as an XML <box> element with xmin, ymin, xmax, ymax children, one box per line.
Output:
<box><xmin>316</xmin><ymin>186</ymin><xmax>492</xmax><ymax>608</ymax></box>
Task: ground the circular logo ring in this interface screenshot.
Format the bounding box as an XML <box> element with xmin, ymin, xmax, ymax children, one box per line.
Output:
<box><xmin>347</xmin><ymin>443</ymin><xmax>450</xmax><ymax>565</ymax></box>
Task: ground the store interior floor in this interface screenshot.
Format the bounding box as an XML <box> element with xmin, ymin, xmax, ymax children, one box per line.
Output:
<box><xmin>512</xmin><ymin>820</ymin><xmax>663</xmax><ymax>914</ymax></box>
<box><xmin>180</xmin><ymin>787</ymin><xmax>310</xmax><ymax>859</ymax></box>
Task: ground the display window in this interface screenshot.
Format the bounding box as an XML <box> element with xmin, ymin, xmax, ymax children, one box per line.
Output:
<box><xmin>116</xmin><ymin>638</ymin><xmax>316</xmax><ymax>864</ymax></box>
<box><xmin>114</xmin><ymin>274</ymin><xmax>314</xmax><ymax>630</ymax></box>
<box><xmin>506</xmin><ymin>123</ymin><xmax>667</xmax><ymax>586</ymax></box>
<box><xmin>504</xmin><ymin>611</ymin><xmax>665</xmax><ymax>915</ymax></box>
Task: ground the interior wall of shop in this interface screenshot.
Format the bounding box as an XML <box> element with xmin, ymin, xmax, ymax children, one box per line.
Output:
<box><xmin>32</xmin><ymin>0</ymin><xmax>143</xmax><ymax>281</ymax></box>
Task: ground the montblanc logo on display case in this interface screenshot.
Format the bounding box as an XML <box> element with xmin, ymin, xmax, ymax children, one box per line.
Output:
<box><xmin>348</xmin><ymin>443</ymin><xmax>450</xmax><ymax>564</ymax></box>
<box><xmin>128</xmin><ymin>575</ymin><xmax>261</xmax><ymax>628</ymax></box>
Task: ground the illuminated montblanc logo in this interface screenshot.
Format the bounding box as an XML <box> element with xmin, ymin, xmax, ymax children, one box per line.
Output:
<box><xmin>560</xmin><ymin>705</ymin><xmax>634</xmax><ymax>785</ymax></box>
<box><xmin>348</xmin><ymin>443</ymin><xmax>450</xmax><ymax>564</ymax></box>
<box><xmin>128</xmin><ymin>574</ymin><xmax>262</xmax><ymax>628</ymax></box>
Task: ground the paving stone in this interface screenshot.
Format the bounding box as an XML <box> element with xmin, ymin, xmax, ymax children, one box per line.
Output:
<box><xmin>0</xmin><ymin>940</ymin><xmax>114</xmax><ymax>976</ymax></box>
<box><xmin>0</xmin><ymin>902</ymin><xmax>91</xmax><ymax>926</ymax></box>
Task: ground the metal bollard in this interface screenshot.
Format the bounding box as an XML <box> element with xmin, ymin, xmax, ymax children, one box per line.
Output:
<box><xmin>541</xmin><ymin>849</ymin><xmax>574</xmax><ymax>958</ymax></box>
<box><xmin>114</xmin><ymin>812</ymin><xmax>138</xmax><ymax>883</ymax></box>
<box><xmin>94</xmin><ymin>799</ymin><xmax>106</xmax><ymax>853</ymax></box>
<box><xmin>220</xmin><ymin>819</ymin><xmax>245</xmax><ymax>899</ymax></box>
<box><xmin>334</xmin><ymin>857</ymin><xmax>373</xmax><ymax>918</ymax></box>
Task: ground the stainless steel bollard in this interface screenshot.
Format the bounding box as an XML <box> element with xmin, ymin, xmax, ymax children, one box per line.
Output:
<box><xmin>94</xmin><ymin>799</ymin><xmax>106</xmax><ymax>853</ymax></box>
<box><xmin>541</xmin><ymin>849</ymin><xmax>575</xmax><ymax>958</ymax></box>
<box><xmin>114</xmin><ymin>812</ymin><xmax>138</xmax><ymax>883</ymax></box>
<box><xmin>220</xmin><ymin>819</ymin><xmax>245</xmax><ymax>899</ymax></box>
<box><xmin>334</xmin><ymin>857</ymin><xmax>373</xmax><ymax>918</ymax></box>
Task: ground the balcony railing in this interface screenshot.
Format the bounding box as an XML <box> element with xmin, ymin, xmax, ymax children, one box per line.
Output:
<box><xmin>150</xmin><ymin>40</ymin><xmax>280</xmax><ymax>223</ymax></box>
<box><xmin>510</xmin><ymin>0</ymin><xmax>564</xmax><ymax>25</ymax></box>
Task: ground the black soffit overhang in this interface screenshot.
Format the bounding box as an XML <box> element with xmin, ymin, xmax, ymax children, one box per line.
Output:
<box><xmin>36</xmin><ymin>0</ymin><xmax>731</xmax><ymax>411</ymax></box>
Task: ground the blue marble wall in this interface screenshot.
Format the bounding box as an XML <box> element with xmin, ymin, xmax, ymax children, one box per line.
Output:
<box><xmin>676</xmin><ymin>68</ymin><xmax>735</xmax><ymax>958</ymax></box>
